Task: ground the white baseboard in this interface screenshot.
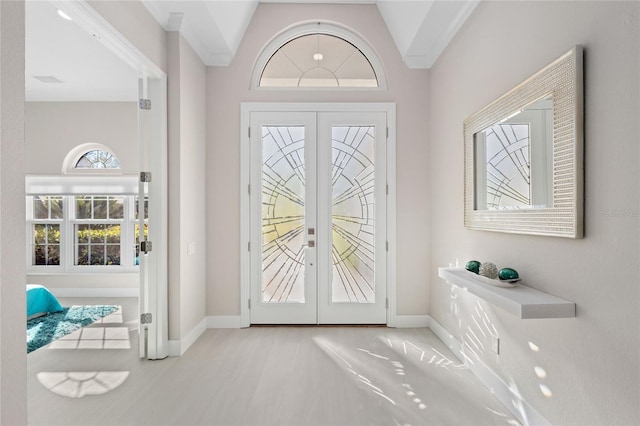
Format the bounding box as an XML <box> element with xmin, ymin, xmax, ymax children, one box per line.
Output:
<box><xmin>50</xmin><ymin>287</ymin><xmax>139</xmax><ymax>298</ymax></box>
<box><xmin>393</xmin><ymin>314</ymin><xmax>430</xmax><ymax>328</ymax></box>
<box><xmin>428</xmin><ymin>317</ymin><xmax>550</xmax><ymax>426</ymax></box>
<box><xmin>168</xmin><ymin>318</ymin><xmax>207</xmax><ymax>357</ymax></box>
<box><xmin>207</xmin><ymin>315</ymin><xmax>243</xmax><ymax>328</ymax></box>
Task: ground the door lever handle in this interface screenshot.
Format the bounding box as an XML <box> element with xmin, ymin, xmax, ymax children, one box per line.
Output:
<box><xmin>302</xmin><ymin>241</ymin><xmax>315</xmax><ymax>248</ymax></box>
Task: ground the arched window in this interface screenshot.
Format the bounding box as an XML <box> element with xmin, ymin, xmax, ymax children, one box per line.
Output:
<box><xmin>252</xmin><ymin>22</ymin><xmax>386</xmax><ymax>90</ymax></box>
<box><xmin>75</xmin><ymin>149</ymin><xmax>121</xmax><ymax>169</ymax></box>
<box><xmin>74</xmin><ymin>149</ymin><xmax>120</xmax><ymax>169</ymax></box>
<box><xmin>62</xmin><ymin>143</ymin><xmax>122</xmax><ymax>174</ymax></box>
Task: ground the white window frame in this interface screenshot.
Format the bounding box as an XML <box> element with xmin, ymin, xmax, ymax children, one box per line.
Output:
<box><xmin>26</xmin><ymin>175</ymin><xmax>140</xmax><ymax>274</ymax></box>
<box><xmin>26</xmin><ymin>196</ymin><xmax>65</xmax><ymax>271</ymax></box>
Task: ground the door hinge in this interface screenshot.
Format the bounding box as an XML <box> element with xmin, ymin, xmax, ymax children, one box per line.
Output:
<box><xmin>248</xmin><ymin>241</ymin><xmax>250</xmax><ymax>252</ymax></box>
<box><xmin>139</xmin><ymin>98</ymin><xmax>151</xmax><ymax>110</ymax></box>
<box><xmin>248</xmin><ymin>184</ymin><xmax>251</xmax><ymax>195</ymax></box>
<box><xmin>386</xmin><ymin>183</ymin><xmax>389</xmax><ymax>195</ymax></box>
<box><xmin>140</xmin><ymin>241</ymin><xmax>152</xmax><ymax>254</ymax></box>
<box><xmin>386</xmin><ymin>241</ymin><xmax>389</xmax><ymax>252</ymax></box>
<box><xmin>385</xmin><ymin>298</ymin><xmax>389</xmax><ymax>309</ymax></box>
<box><xmin>140</xmin><ymin>171</ymin><xmax>152</xmax><ymax>183</ymax></box>
<box><xmin>248</xmin><ymin>299</ymin><xmax>251</xmax><ymax>309</ymax></box>
<box><xmin>386</xmin><ymin>127</ymin><xmax>389</xmax><ymax>139</ymax></box>
<box><xmin>140</xmin><ymin>313</ymin><xmax>152</xmax><ymax>324</ymax></box>
<box><xmin>248</xmin><ymin>127</ymin><xmax>251</xmax><ymax>138</ymax></box>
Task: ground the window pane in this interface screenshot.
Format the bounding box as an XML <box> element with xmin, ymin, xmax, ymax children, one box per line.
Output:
<box><xmin>93</xmin><ymin>197</ymin><xmax>108</xmax><ymax>219</ymax></box>
<box><xmin>33</xmin><ymin>197</ymin><xmax>49</xmax><ymax>219</ymax></box>
<box><xmin>77</xmin><ymin>224</ymin><xmax>90</xmax><ymax>243</ymax></box>
<box><xmin>91</xmin><ymin>245</ymin><xmax>105</xmax><ymax>265</ymax></box>
<box><xmin>76</xmin><ymin>245</ymin><xmax>89</xmax><ymax>265</ymax></box>
<box><xmin>106</xmin><ymin>245</ymin><xmax>120</xmax><ymax>265</ymax></box>
<box><xmin>47</xmin><ymin>224</ymin><xmax>60</xmax><ymax>244</ymax></box>
<box><xmin>76</xmin><ymin>196</ymin><xmax>92</xmax><ymax>219</ymax></box>
<box><xmin>90</xmin><ymin>224</ymin><xmax>105</xmax><ymax>244</ymax></box>
<box><xmin>47</xmin><ymin>245</ymin><xmax>60</xmax><ymax>266</ymax></box>
<box><xmin>33</xmin><ymin>224</ymin><xmax>47</xmax><ymax>244</ymax></box>
<box><xmin>34</xmin><ymin>245</ymin><xmax>46</xmax><ymax>265</ymax></box>
<box><xmin>105</xmin><ymin>224</ymin><xmax>120</xmax><ymax>243</ymax></box>
<box><xmin>50</xmin><ymin>197</ymin><xmax>63</xmax><ymax>219</ymax></box>
<box><xmin>109</xmin><ymin>197</ymin><xmax>124</xmax><ymax>219</ymax></box>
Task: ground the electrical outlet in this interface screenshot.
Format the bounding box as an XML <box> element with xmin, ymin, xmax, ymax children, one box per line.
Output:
<box><xmin>491</xmin><ymin>336</ymin><xmax>500</xmax><ymax>354</ymax></box>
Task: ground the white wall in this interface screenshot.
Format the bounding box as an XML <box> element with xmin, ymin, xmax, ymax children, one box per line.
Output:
<box><xmin>0</xmin><ymin>0</ymin><xmax>27</xmax><ymax>423</ymax></box>
<box><xmin>206</xmin><ymin>3</ymin><xmax>430</xmax><ymax>317</ymax></box>
<box><xmin>24</xmin><ymin>102</ymin><xmax>139</xmax><ymax>291</ymax></box>
<box><xmin>25</xmin><ymin>102</ymin><xmax>138</xmax><ymax>174</ymax></box>
<box><xmin>168</xmin><ymin>31</ymin><xmax>207</xmax><ymax>344</ymax></box>
<box><xmin>428</xmin><ymin>1</ymin><xmax>639</xmax><ymax>424</ymax></box>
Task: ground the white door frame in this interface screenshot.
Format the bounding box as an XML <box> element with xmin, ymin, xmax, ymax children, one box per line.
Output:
<box><xmin>240</xmin><ymin>102</ymin><xmax>397</xmax><ymax>327</ymax></box>
<box><xmin>57</xmin><ymin>1</ymin><xmax>169</xmax><ymax>358</ymax></box>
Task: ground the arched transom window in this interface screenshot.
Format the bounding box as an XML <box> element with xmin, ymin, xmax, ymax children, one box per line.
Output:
<box><xmin>62</xmin><ymin>143</ymin><xmax>122</xmax><ymax>174</ymax></box>
<box><xmin>261</xmin><ymin>34</ymin><xmax>377</xmax><ymax>88</ymax></box>
<box><xmin>75</xmin><ymin>149</ymin><xmax>121</xmax><ymax>169</ymax></box>
<box><xmin>253</xmin><ymin>23</ymin><xmax>385</xmax><ymax>89</ymax></box>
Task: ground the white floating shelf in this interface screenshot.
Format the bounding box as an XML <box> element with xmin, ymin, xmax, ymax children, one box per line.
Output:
<box><xmin>438</xmin><ymin>267</ymin><xmax>575</xmax><ymax>319</ymax></box>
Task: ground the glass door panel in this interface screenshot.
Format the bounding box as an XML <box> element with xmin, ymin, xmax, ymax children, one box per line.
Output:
<box><xmin>331</xmin><ymin>126</ymin><xmax>376</xmax><ymax>303</ymax></box>
<box><xmin>261</xmin><ymin>125</ymin><xmax>306</xmax><ymax>303</ymax></box>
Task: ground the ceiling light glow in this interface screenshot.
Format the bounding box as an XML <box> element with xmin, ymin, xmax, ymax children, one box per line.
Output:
<box><xmin>313</xmin><ymin>53</ymin><xmax>323</xmax><ymax>61</ymax></box>
<box><xmin>57</xmin><ymin>10</ymin><xmax>72</xmax><ymax>21</ymax></box>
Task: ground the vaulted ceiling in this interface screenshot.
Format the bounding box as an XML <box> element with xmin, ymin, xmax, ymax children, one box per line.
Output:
<box><xmin>142</xmin><ymin>0</ymin><xmax>479</xmax><ymax>68</ymax></box>
<box><xmin>25</xmin><ymin>0</ymin><xmax>478</xmax><ymax>101</ymax></box>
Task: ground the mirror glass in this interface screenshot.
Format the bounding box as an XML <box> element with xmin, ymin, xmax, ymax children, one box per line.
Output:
<box><xmin>474</xmin><ymin>95</ymin><xmax>553</xmax><ymax>210</ymax></box>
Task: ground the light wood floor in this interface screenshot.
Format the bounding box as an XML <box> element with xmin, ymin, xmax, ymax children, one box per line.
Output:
<box><xmin>27</xmin><ymin>298</ymin><xmax>519</xmax><ymax>426</ymax></box>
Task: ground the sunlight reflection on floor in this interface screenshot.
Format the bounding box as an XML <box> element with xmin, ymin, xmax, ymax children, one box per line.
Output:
<box><xmin>314</xmin><ymin>332</ymin><xmax>520</xmax><ymax>426</ymax></box>
<box><xmin>37</xmin><ymin>371</ymin><xmax>130</xmax><ymax>398</ymax></box>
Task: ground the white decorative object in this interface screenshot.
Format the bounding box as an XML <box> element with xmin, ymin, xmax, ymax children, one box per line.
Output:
<box><xmin>479</xmin><ymin>262</ymin><xmax>498</xmax><ymax>279</ymax></box>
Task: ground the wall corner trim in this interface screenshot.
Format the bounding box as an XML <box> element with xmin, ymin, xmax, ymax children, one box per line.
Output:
<box><xmin>168</xmin><ymin>317</ymin><xmax>207</xmax><ymax>356</ymax></box>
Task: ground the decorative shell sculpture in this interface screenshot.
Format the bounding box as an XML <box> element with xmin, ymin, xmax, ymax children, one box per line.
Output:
<box><xmin>478</xmin><ymin>262</ymin><xmax>498</xmax><ymax>279</ymax></box>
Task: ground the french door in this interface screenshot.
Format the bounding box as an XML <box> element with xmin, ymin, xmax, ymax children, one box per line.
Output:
<box><xmin>248</xmin><ymin>109</ymin><xmax>388</xmax><ymax>324</ymax></box>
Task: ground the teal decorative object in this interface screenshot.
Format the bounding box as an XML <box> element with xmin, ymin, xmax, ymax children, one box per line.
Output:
<box><xmin>465</xmin><ymin>260</ymin><xmax>481</xmax><ymax>274</ymax></box>
<box><xmin>499</xmin><ymin>267</ymin><xmax>520</xmax><ymax>281</ymax></box>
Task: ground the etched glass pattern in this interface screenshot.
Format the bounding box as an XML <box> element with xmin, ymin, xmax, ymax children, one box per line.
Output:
<box><xmin>261</xmin><ymin>126</ymin><xmax>306</xmax><ymax>303</ymax></box>
<box><xmin>482</xmin><ymin>123</ymin><xmax>530</xmax><ymax>208</ymax></box>
<box><xmin>331</xmin><ymin>126</ymin><xmax>375</xmax><ymax>303</ymax></box>
<box><xmin>75</xmin><ymin>150</ymin><xmax>121</xmax><ymax>169</ymax></box>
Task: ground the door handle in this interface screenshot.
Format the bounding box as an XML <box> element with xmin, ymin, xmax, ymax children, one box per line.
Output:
<box><xmin>302</xmin><ymin>241</ymin><xmax>315</xmax><ymax>248</ymax></box>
